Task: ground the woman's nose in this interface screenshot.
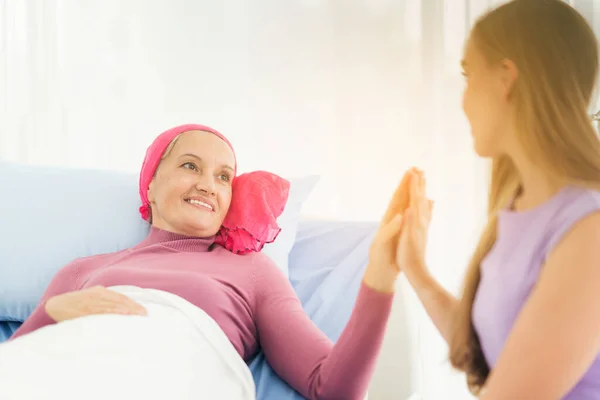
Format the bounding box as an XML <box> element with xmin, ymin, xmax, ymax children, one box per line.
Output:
<box><xmin>195</xmin><ymin>176</ymin><xmax>216</xmax><ymax>196</ymax></box>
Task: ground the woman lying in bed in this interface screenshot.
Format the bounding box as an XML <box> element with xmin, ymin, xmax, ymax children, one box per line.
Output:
<box><xmin>2</xmin><ymin>123</ymin><xmax>411</xmax><ymax>400</ymax></box>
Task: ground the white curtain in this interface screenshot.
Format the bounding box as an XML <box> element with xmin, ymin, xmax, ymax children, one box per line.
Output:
<box><xmin>1</xmin><ymin>1</ymin><xmax>598</xmax><ymax>399</ymax></box>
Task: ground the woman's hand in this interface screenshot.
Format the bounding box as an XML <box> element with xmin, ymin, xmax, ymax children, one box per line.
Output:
<box><xmin>45</xmin><ymin>286</ymin><xmax>147</xmax><ymax>322</ymax></box>
<box><xmin>363</xmin><ymin>168</ymin><xmax>414</xmax><ymax>293</ymax></box>
<box><xmin>396</xmin><ymin>169</ymin><xmax>434</xmax><ymax>283</ymax></box>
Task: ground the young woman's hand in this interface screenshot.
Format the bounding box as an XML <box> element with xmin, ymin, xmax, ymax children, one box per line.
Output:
<box><xmin>396</xmin><ymin>170</ymin><xmax>434</xmax><ymax>282</ymax></box>
<box><xmin>363</xmin><ymin>168</ymin><xmax>414</xmax><ymax>293</ymax></box>
<box><xmin>45</xmin><ymin>286</ymin><xmax>147</xmax><ymax>322</ymax></box>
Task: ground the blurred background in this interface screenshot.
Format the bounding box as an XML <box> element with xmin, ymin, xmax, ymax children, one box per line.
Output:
<box><xmin>1</xmin><ymin>0</ymin><xmax>599</xmax><ymax>398</ymax></box>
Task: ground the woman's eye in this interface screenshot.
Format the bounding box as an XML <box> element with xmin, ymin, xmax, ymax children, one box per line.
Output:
<box><xmin>219</xmin><ymin>173</ymin><xmax>231</xmax><ymax>182</ymax></box>
<box><xmin>182</xmin><ymin>162</ymin><xmax>197</xmax><ymax>171</ymax></box>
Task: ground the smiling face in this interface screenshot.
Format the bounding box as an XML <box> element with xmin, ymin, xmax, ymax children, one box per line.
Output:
<box><xmin>147</xmin><ymin>130</ymin><xmax>236</xmax><ymax>237</ymax></box>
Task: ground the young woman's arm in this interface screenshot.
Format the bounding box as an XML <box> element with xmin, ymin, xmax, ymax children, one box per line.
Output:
<box><xmin>480</xmin><ymin>212</ymin><xmax>600</xmax><ymax>399</ymax></box>
<box><xmin>404</xmin><ymin>267</ymin><xmax>459</xmax><ymax>345</ymax></box>
<box><xmin>397</xmin><ymin>169</ymin><xmax>459</xmax><ymax>344</ymax></box>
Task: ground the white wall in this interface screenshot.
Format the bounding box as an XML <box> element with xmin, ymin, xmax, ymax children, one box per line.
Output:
<box><xmin>0</xmin><ymin>0</ymin><xmax>490</xmax><ymax>219</ymax></box>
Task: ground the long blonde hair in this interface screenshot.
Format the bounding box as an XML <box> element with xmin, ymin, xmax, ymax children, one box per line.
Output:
<box><xmin>450</xmin><ymin>0</ymin><xmax>600</xmax><ymax>393</ymax></box>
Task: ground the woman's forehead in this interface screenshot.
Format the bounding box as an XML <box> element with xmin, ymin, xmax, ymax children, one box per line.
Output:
<box><xmin>462</xmin><ymin>39</ymin><xmax>476</xmax><ymax>64</ymax></box>
<box><xmin>170</xmin><ymin>130</ymin><xmax>235</xmax><ymax>165</ymax></box>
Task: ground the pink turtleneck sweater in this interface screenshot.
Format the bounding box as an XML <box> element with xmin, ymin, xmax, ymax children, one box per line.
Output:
<box><xmin>10</xmin><ymin>227</ymin><xmax>393</xmax><ymax>400</ymax></box>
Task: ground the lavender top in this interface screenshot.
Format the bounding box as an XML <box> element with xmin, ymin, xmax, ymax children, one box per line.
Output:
<box><xmin>473</xmin><ymin>186</ymin><xmax>600</xmax><ymax>399</ymax></box>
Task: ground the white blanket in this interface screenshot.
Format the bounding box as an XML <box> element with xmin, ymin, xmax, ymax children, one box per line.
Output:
<box><xmin>0</xmin><ymin>286</ymin><xmax>256</xmax><ymax>400</ymax></box>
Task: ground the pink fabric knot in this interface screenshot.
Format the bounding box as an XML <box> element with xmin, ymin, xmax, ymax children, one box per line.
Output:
<box><xmin>214</xmin><ymin>171</ymin><xmax>290</xmax><ymax>254</ymax></box>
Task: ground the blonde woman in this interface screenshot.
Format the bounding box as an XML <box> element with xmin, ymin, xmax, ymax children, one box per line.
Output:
<box><xmin>397</xmin><ymin>1</ymin><xmax>600</xmax><ymax>399</ymax></box>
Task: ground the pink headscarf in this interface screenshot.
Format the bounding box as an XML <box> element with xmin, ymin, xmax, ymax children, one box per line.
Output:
<box><xmin>138</xmin><ymin>123</ymin><xmax>236</xmax><ymax>221</ymax></box>
<box><xmin>138</xmin><ymin>124</ymin><xmax>290</xmax><ymax>254</ymax></box>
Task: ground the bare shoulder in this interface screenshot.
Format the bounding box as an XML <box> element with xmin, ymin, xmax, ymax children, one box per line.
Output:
<box><xmin>547</xmin><ymin>210</ymin><xmax>600</xmax><ymax>272</ymax></box>
<box><xmin>554</xmin><ymin>211</ymin><xmax>600</xmax><ymax>248</ymax></box>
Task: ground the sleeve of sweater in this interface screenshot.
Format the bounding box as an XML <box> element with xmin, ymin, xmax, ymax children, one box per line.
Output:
<box><xmin>253</xmin><ymin>258</ymin><xmax>394</xmax><ymax>400</ymax></box>
<box><xmin>9</xmin><ymin>260</ymin><xmax>82</xmax><ymax>340</ymax></box>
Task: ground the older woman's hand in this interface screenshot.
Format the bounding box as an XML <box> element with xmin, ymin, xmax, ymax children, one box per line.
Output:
<box><xmin>363</xmin><ymin>168</ymin><xmax>415</xmax><ymax>293</ymax></box>
<box><xmin>45</xmin><ymin>286</ymin><xmax>147</xmax><ymax>322</ymax></box>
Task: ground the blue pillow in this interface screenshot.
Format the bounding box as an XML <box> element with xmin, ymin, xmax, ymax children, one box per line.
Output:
<box><xmin>0</xmin><ymin>162</ymin><xmax>318</xmax><ymax>322</ymax></box>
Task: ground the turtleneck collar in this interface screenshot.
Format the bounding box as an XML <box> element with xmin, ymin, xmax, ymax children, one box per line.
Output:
<box><xmin>136</xmin><ymin>226</ymin><xmax>215</xmax><ymax>253</ymax></box>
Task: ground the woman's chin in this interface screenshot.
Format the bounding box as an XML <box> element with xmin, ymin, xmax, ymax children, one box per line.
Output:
<box><xmin>188</xmin><ymin>219</ymin><xmax>222</xmax><ymax>237</ymax></box>
<box><xmin>162</xmin><ymin>216</ymin><xmax>218</xmax><ymax>238</ymax></box>
<box><xmin>473</xmin><ymin>140</ymin><xmax>494</xmax><ymax>159</ymax></box>
<box><xmin>182</xmin><ymin>224</ymin><xmax>219</xmax><ymax>238</ymax></box>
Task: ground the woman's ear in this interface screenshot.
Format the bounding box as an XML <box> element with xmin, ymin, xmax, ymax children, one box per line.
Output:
<box><xmin>147</xmin><ymin>179</ymin><xmax>156</xmax><ymax>203</ymax></box>
<box><xmin>500</xmin><ymin>58</ymin><xmax>519</xmax><ymax>100</ymax></box>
